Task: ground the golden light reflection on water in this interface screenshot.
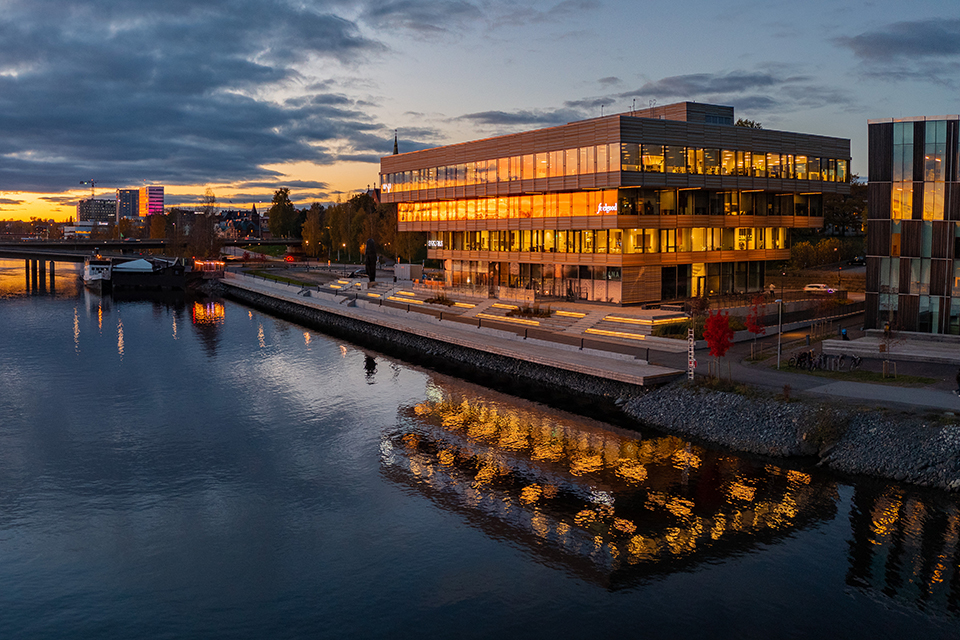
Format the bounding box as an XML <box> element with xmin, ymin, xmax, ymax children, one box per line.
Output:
<box><xmin>192</xmin><ymin>302</ymin><xmax>225</xmax><ymax>325</ymax></box>
<box><xmin>117</xmin><ymin>316</ymin><xmax>124</xmax><ymax>360</ymax></box>
<box><xmin>383</xmin><ymin>384</ymin><xmax>839</xmax><ymax>583</ymax></box>
<box><xmin>73</xmin><ymin>307</ymin><xmax>80</xmax><ymax>354</ymax></box>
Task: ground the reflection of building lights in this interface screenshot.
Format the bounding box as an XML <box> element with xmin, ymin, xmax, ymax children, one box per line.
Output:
<box><xmin>192</xmin><ymin>301</ymin><xmax>225</xmax><ymax>325</ymax></box>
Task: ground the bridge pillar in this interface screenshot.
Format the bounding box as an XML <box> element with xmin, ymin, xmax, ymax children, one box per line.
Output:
<box><xmin>49</xmin><ymin>261</ymin><xmax>56</xmax><ymax>289</ymax></box>
<box><xmin>30</xmin><ymin>259</ymin><xmax>38</xmax><ymax>289</ymax></box>
<box><xmin>25</xmin><ymin>259</ymin><xmax>30</xmax><ymax>289</ymax></box>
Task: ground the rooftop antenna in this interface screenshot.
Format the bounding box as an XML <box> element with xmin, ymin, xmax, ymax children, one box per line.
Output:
<box><xmin>601</xmin><ymin>104</ymin><xmax>604</xmax><ymax>117</ymax></box>
<box><xmin>632</xmin><ymin>98</ymin><xmax>636</xmax><ymax>115</ymax></box>
<box><xmin>393</xmin><ymin>129</ymin><xmax>399</xmax><ymax>155</ymax></box>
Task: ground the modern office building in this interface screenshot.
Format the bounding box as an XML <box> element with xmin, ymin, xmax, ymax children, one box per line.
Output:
<box><xmin>380</xmin><ymin>102</ymin><xmax>850</xmax><ymax>304</ymax></box>
<box><xmin>77</xmin><ymin>198</ymin><xmax>117</xmax><ymax>224</ymax></box>
<box><xmin>117</xmin><ymin>189</ymin><xmax>139</xmax><ymax>219</ymax></box>
<box><xmin>865</xmin><ymin>116</ymin><xmax>960</xmax><ymax>334</ymax></box>
<box><xmin>139</xmin><ymin>186</ymin><xmax>164</xmax><ymax>217</ymax></box>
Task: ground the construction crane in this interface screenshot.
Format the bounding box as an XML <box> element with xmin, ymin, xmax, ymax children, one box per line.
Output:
<box><xmin>80</xmin><ymin>180</ymin><xmax>97</xmax><ymax>198</ymax></box>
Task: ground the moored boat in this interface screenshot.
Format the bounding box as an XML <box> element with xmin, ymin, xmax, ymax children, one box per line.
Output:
<box><xmin>82</xmin><ymin>256</ymin><xmax>112</xmax><ymax>293</ymax></box>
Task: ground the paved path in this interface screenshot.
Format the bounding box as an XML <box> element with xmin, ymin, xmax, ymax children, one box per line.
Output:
<box><xmin>223</xmin><ymin>273</ymin><xmax>683</xmax><ymax>387</ymax></box>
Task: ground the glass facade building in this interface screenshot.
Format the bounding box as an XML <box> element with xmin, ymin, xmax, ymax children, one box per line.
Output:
<box><xmin>381</xmin><ymin>102</ymin><xmax>850</xmax><ymax>304</ymax></box>
<box><xmin>139</xmin><ymin>186</ymin><xmax>164</xmax><ymax>217</ymax></box>
<box><xmin>866</xmin><ymin>116</ymin><xmax>960</xmax><ymax>334</ymax></box>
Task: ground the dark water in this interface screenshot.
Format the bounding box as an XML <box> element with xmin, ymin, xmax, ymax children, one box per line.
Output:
<box><xmin>1</xmin><ymin>258</ymin><xmax>959</xmax><ymax>639</ymax></box>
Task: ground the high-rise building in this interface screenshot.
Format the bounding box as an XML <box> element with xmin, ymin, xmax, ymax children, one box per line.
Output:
<box><xmin>139</xmin><ymin>186</ymin><xmax>164</xmax><ymax>216</ymax></box>
<box><xmin>117</xmin><ymin>189</ymin><xmax>139</xmax><ymax>219</ymax></box>
<box><xmin>380</xmin><ymin>102</ymin><xmax>850</xmax><ymax>304</ymax></box>
<box><xmin>865</xmin><ymin>116</ymin><xmax>960</xmax><ymax>334</ymax></box>
<box><xmin>77</xmin><ymin>198</ymin><xmax>117</xmax><ymax>224</ymax></box>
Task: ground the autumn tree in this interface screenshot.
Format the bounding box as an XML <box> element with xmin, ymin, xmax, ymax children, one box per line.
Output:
<box><xmin>301</xmin><ymin>202</ymin><xmax>325</xmax><ymax>258</ymax></box>
<box><xmin>268</xmin><ymin>187</ymin><xmax>298</xmax><ymax>238</ymax></box>
<box><xmin>704</xmin><ymin>310</ymin><xmax>734</xmax><ymax>377</ymax></box>
<box><xmin>735</xmin><ymin>118</ymin><xmax>762</xmax><ymax>129</ymax></box>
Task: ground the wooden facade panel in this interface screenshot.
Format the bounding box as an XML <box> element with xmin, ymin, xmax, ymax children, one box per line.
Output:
<box><xmin>899</xmin><ymin>257</ymin><xmax>912</xmax><ymax>295</ymax></box>
<box><xmin>864</xmin><ymin>292</ymin><xmax>879</xmax><ymax>329</ymax></box>
<box><xmin>867</xmin><ymin>182</ymin><xmax>891</xmax><ymax>220</ymax></box>
<box><xmin>868</xmin><ymin>122</ymin><xmax>892</xmax><ymax>183</ymax></box>
<box><xmin>932</xmin><ymin>221</ymin><xmax>953</xmax><ymax>259</ymax></box>
<box><xmin>898</xmin><ymin>294</ymin><xmax>919</xmax><ymax>331</ymax></box>
<box><xmin>622</xmin><ymin>265</ymin><xmax>660</xmax><ymax>304</ymax></box>
<box><xmin>948</xmin><ymin>120</ymin><xmax>959</xmax><ymax>182</ymax></box>
<box><xmin>866</xmin><ymin>256</ymin><xmax>880</xmax><ymax>292</ymax></box>
<box><xmin>947</xmin><ymin>183</ymin><xmax>960</xmax><ymax>221</ymax></box>
<box><xmin>867</xmin><ymin>220</ymin><xmax>890</xmax><ymax>256</ymax></box>
<box><xmin>900</xmin><ymin>220</ymin><xmax>922</xmax><ymax>257</ymax></box>
<box><xmin>930</xmin><ymin>259</ymin><xmax>949</xmax><ymax>297</ymax></box>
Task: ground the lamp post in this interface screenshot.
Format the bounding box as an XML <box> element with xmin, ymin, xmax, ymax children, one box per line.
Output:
<box><xmin>776</xmin><ymin>298</ymin><xmax>783</xmax><ymax>370</ymax></box>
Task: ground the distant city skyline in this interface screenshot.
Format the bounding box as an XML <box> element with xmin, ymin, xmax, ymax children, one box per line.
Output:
<box><xmin>1</xmin><ymin>0</ymin><xmax>958</xmax><ymax>221</ymax></box>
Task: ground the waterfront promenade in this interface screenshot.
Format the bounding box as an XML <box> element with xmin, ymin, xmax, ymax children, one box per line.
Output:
<box><xmin>222</xmin><ymin>269</ymin><xmax>960</xmax><ymax>414</ymax></box>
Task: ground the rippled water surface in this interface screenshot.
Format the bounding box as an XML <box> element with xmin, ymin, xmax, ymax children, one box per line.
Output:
<box><xmin>1</xmin><ymin>258</ymin><xmax>959</xmax><ymax>639</ymax></box>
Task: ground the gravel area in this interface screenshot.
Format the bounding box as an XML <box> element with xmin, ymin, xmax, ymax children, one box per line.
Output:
<box><xmin>623</xmin><ymin>381</ymin><xmax>960</xmax><ymax>491</ymax></box>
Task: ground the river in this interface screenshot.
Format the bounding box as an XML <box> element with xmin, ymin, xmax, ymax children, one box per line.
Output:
<box><xmin>1</xmin><ymin>258</ymin><xmax>958</xmax><ymax>639</ymax></box>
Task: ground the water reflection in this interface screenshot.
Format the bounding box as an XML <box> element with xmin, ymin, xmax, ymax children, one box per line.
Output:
<box><xmin>0</xmin><ymin>258</ymin><xmax>80</xmax><ymax>299</ymax></box>
<box><xmin>383</xmin><ymin>378</ymin><xmax>839</xmax><ymax>590</ymax></box>
<box><xmin>364</xmin><ymin>355</ymin><xmax>377</xmax><ymax>383</ymax></box>
<box><xmin>847</xmin><ymin>484</ymin><xmax>960</xmax><ymax>615</ymax></box>
<box><xmin>191</xmin><ymin>300</ymin><xmax>225</xmax><ymax>355</ymax></box>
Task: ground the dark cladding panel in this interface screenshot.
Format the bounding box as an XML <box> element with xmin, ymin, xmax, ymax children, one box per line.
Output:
<box><xmin>867</xmin><ymin>220</ymin><xmax>890</xmax><ymax>256</ymax></box>
<box><xmin>932</xmin><ymin>221</ymin><xmax>952</xmax><ymax>259</ymax></box>
<box><xmin>899</xmin><ymin>257</ymin><xmax>912</xmax><ymax>295</ymax></box>
<box><xmin>866</xmin><ymin>256</ymin><xmax>880</xmax><ymax>293</ymax></box>
<box><xmin>864</xmin><ymin>292</ymin><xmax>879</xmax><ymax>329</ymax></box>
<box><xmin>868</xmin><ymin>122</ymin><xmax>893</xmax><ymax>183</ymax></box>
<box><xmin>940</xmin><ymin>299</ymin><xmax>952</xmax><ymax>334</ymax></box>
<box><xmin>947</xmin><ymin>120</ymin><xmax>959</xmax><ymax>183</ymax></box>
<box><xmin>930</xmin><ymin>259</ymin><xmax>949</xmax><ymax>297</ymax></box>
<box><xmin>897</xmin><ymin>294</ymin><xmax>919</xmax><ymax>331</ymax></box>
<box><xmin>900</xmin><ymin>220</ymin><xmax>922</xmax><ymax>257</ymax></box>
<box><xmin>867</xmin><ymin>182</ymin><xmax>890</xmax><ymax>220</ymax></box>
<box><xmin>947</xmin><ymin>183</ymin><xmax>960</xmax><ymax>221</ymax></box>
<box><xmin>913</xmin><ymin>121</ymin><xmax>926</xmax><ymax>180</ymax></box>
<box><xmin>912</xmin><ymin>182</ymin><xmax>924</xmax><ymax>221</ymax></box>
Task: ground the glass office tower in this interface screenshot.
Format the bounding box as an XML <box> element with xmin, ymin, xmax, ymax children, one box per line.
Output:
<box><xmin>866</xmin><ymin>116</ymin><xmax>960</xmax><ymax>334</ymax></box>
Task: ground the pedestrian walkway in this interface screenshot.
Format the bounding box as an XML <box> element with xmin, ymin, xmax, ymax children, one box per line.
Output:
<box><xmin>223</xmin><ymin>272</ymin><xmax>683</xmax><ymax>386</ymax></box>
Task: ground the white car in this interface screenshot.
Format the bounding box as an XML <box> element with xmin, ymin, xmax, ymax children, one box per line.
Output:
<box><xmin>803</xmin><ymin>283</ymin><xmax>835</xmax><ymax>294</ymax></box>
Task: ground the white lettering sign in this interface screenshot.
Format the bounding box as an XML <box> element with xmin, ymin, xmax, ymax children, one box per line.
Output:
<box><xmin>596</xmin><ymin>202</ymin><xmax>618</xmax><ymax>214</ymax></box>
<box><xmin>427</xmin><ymin>240</ymin><xmax>444</xmax><ymax>247</ymax></box>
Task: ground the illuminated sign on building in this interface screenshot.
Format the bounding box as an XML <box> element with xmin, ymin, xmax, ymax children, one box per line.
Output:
<box><xmin>427</xmin><ymin>240</ymin><xmax>444</xmax><ymax>247</ymax></box>
<box><xmin>596</xmin><ymin>202</ymin><xmax>618</xmax><ymax>214</ymax></box>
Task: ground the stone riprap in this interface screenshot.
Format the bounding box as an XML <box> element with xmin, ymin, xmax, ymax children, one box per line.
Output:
<box><xmin>624</xmin><ymin>382</ymin><xmax>960</xmax><ymax>491</ymax></box>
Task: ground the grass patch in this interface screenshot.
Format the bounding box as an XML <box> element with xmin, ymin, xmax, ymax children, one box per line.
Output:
<box><xmin>801</xmin><ymin>407</ymin><xmax>849</xmax><ymax>452</ymax></box>
<box><xmin>507</xmin><ymin>303</ymin><xmax>552</xmax><ymax>318</ymax></box>
<box><xmin>244</xmin><ymin>269</ymin><xmax>311</xmax><ymax>286</ymax></box>
<box><xmin>424</xmin><ymin>294</ymin><xmax>455</xmax><ymax>307</ymax></box>
<box><xmin>774</xmin><ymin>365</ymin><xmax>936</xmax><ymax>386</ymax></box>
<box><xmin>244</xmin><ymin>244</ymin><xmax>289</xmax><ymax>257</ymax></box>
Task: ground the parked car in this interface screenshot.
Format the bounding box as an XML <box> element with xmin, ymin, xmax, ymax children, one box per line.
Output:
<box><xmin>803</xmin><ymin>283</ymin><xmax>835</xmax><ymax>294</ymax></box>
<box><xmin>846</xmin><ymin>255</ymin><xmax>865</xmax><ymax>266</ymax></box>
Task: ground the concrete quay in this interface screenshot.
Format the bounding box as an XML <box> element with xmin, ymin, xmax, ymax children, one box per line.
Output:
<box><xmin>221</xmin><ymin>272</ymin><xmax>685</xmax><ymax>389</ymax></box>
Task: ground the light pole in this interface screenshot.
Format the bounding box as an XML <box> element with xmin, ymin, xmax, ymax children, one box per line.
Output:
<box><xmin>776</xmin><ymin>298</ymin><xmax>783</xmax><ymax>369</ymax></box>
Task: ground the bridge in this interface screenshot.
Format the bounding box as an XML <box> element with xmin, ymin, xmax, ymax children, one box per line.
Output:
<box><xmin>0</xmin><ymin>238</ymin><xmax>300</xmax><ymax>289</ymax></box>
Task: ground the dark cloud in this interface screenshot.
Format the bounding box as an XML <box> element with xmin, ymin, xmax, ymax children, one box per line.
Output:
<box><xmin>360</xmin><ymin>0</ymin><xmax>482</xmax><ymax>34</ymax></box>
<box><xmin>597</xmin><ymin>76</ymin><xmax>621</xmax><ymax>87</ymax></box>
<box><xmin>621</xmin><ymin>72</ymin><xmax>789</xmax><ymax>98</ymax></box>
<box><xmin>0</xmin><ymin>0</ymin><xmax>396</xmax><ymax>195</ymax></box>
<box><xmin>0</xmin><ymin>198</ymin><xmax>23</xmax><ymax>206</ymax></box>
<box><xmin>611</xmin><ymin>69</ymin><xmax>852</xmax><ymax>118</ymax></box>
<box><xmin>458</xmin><ymin>108</ymin><xmax>586</xmax><ymax>128</ymax></box>
<box><xmin>837</xmin><ymin>19</ymin><xmax>960</xmax><ymax>62</ymax></box>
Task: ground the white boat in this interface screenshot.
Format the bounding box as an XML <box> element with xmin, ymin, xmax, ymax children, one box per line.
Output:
<box><xmin>82</xmin><ymin>256</ymin><xmax>112</xmax><ymax>293</ymax></box>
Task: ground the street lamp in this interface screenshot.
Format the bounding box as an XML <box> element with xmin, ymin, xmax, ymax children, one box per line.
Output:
<box><xmin>776</xmin><ymin>298</ymin><xmax>784</xmax><ymax>370</ymax></box>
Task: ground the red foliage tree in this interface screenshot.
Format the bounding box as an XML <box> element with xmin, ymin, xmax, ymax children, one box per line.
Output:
<box><xmin>704</xmin><ymin>310</ymin><xmax>734</xmax><ymax>358</ymax></box>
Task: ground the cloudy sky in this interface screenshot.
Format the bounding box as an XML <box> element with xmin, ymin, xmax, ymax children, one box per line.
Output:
<box><xmin>1</xmin><ymin>0</ymin><xmax>958</xmax><ymax>220</ymax></box>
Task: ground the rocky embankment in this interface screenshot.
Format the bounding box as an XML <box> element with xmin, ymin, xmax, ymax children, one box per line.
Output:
<box><xmin>623</xmin><ymin>383</ymin><xmax>960</xmax><ymax>491</ymax></box>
